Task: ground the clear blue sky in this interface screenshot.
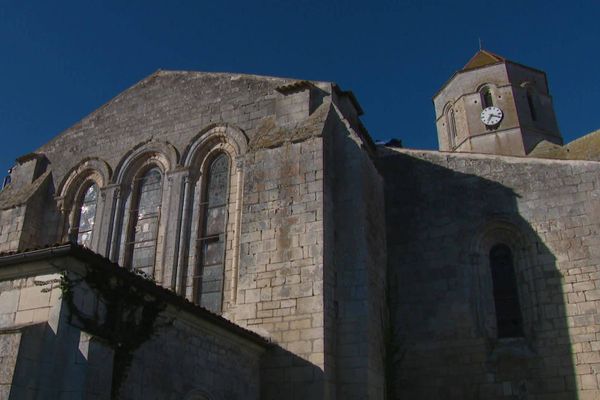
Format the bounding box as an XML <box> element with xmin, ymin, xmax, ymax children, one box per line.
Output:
<box><xmin>1</xmin><ymin>0</ymin><xmax>599</xmax><ymax>178</ymax></box>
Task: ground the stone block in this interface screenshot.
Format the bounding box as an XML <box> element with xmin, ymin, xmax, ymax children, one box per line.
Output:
<box><xmin>580</xmin><ymin>374</ymin><xmax>598</xmax><ymax>390</ymax></box>
<box><xmin>296</xmin><ymin>296</ymin><xmax>322</xmax><ymax>314</ymax></box>
<box><xmin>14</xmin><ymin>309</ymin><xmax>35</xmax><ymax>325</ymax></box>
<box><xmin>585</xmin><ymin>290</ymin><xmax>600</xmax><ymax>301</ymax></box>
<box><xmin>300</xmin><ymin>328</ymin><xmax>322</xmax><ymax>340</ymax></box>
<box><xmin>0</xmin><ymin>290</ymin><xmax>19</xmax><ymax>315</ymax></box>
<box><xmin>234</xmin><ymin>303</ymin><xmax>256</xmax><ymax>320</ymax></box>
<box><xmin>18</xmin><ymin>286</ymin><xmax>52</xmax><ymax>311</ymax></box>
<box><xmin>245</xmin><ymin>288</ymin><xmax>261</xmax><ymax>303</ymax></box>
<box><xmin>286</xmin><ymin>340</ymin><xmax>312</xmax><ymax>355</ymax></box>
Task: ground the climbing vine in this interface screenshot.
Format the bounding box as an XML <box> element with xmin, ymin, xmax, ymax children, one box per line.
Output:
<box><xmin>60</xmin><ymin>268</ymin><xmax>172</xmax><ymax>399</ymax></box>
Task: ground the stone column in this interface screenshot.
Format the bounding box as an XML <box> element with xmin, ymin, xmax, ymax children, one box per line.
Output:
<box><xmin>89</xmin><ymin>187</ymin><xmax>107</xmax><ymax>253</ymax></box>
<box><xmin>97</xmin><ymin>184</ymin><xmax>121</xmax><ymax>261</ymax></box>
<box><xmin>160</xmin><ymin>168</ymin><xmax>190</xmax><ymax>290</ymax></box>
<box><xmin>54</xmin><ymin>196</ymin><xmax>70</xmax><ymax>243</ymax></box>
<box><xmin>175</xmin><ymin>173</ymin><xmax>194</xmax><ymax>295</ymax></box>
<box><xmin>230</xmin><ymin>156</ymin><xmax>244</xmax><ymax>304</ymax></box>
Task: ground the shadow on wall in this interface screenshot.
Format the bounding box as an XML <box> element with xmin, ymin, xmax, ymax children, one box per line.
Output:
<box><xmin>378</xmin><ymin>152</ymin><xmax>578</xmax><ymax>400</ymax></box>
<box><xmin>8</xmin><ymin>322</ymin><xmax>112</xmax><ymax>399</ymax></box>
<box><xmin>260</xmin><ymin>346</ymin><xmax>326</xmax><ymax>400</ymax></box>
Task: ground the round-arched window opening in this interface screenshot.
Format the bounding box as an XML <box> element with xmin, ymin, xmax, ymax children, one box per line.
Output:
<box><xmin>481</xmin><ymin>87</ymin><xmax>494</xmax><ymax>108</ymax></box>
<box><xmin>444</xmin><ymin>103</ymin><xmax>457</xmax><ymax>149</ymax></box>
<box><xmin>489</xmin><ymin>244</ymin><xmax>524</xmax><ymax>338</ymax></box>
<box><xmin>126</xmin><ymin>167</ymin><xmax>163</xmax><ymax>277</ymax></box>
<box><xmin>75</xmin><ymin>183</ymin><xmax>99</xmax><ymax>247</ymax></box>
<box><xmin>184</xmin><ymin>388</ymin><xmax>214</xmax><ymax>400</ymax></box>
<box><xmin>195</xmin><ymin>153</ymin><xmax>231</xmax><ymax>313</ymax></box>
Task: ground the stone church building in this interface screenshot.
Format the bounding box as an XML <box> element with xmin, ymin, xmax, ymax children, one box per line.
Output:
<box><xmin>1</xmin><ymin>50</ymin><xmax>599</xmax><ymax>399</ymax></box>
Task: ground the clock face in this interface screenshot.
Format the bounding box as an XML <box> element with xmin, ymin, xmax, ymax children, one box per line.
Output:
<box><xmin>480</xmin><ymin>106</ymin><xmax>503</xmax><ymax>126</ymax></box>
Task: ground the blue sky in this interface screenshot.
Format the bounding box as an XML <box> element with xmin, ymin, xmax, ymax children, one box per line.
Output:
<box><xmin>1</xmin><ymin>0</ymin><xmax>599</xmax><ymax>178</ymax></box>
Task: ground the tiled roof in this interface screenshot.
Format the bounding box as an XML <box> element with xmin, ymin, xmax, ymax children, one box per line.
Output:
<box><xmin>462</xmin><ymin>49</ymin><xmax>506</xmax><ymax>71</ymax></box>
<box><xmin>0</xmin><ymin>242</ymin><xmax>270</xmax><ymax>346</ymax></box>
<box><xmin>0</xmin><ymin>171</ymin><xmax>51</xmax><ymax>210</ymax></box>
<box><xmin>529</xmin><ymin>129</ymin><xmax>600</xmax><ymax>161</ymax></box>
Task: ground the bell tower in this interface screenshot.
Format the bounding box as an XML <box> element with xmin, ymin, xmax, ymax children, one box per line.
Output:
<box><xmin>433</xmin><ymin>50</ymin><xmax>562</xmax><ymax>156</ymax></box>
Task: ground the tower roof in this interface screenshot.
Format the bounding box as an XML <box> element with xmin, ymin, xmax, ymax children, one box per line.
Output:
<box><xmin>462</xmin><ymin>49</ymin><xmax>506</xmax><ymax>71</ymax></box>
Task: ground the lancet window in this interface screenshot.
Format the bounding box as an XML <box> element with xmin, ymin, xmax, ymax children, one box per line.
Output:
<box><xmin>526</xmin><ymin>89</ymin><xmax>537</xmax><ymax>121</ymax></box>
<box><xmin>448</xmin><ymin>108</ymin><xmax>457</xmax><ymax>148</ymax></box>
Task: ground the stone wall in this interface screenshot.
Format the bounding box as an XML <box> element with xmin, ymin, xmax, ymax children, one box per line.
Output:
<box><xmin>119</xmin><ymin>315</ymin><xmax>263</xmax><ymax>400</ymax></box>
<box><xmin>0</xmin><ymin>170</ymin><xmax>52</xmax><ymax>253</ymax></box>
<box><xmin>0</xmin><ymin>71</ymin><xmax>378</xmax><ymax>399</ymax></box>
<box><xmin>379</xmin><ymin>148</ymin><xmax>600</xmax><ymax>400</ymax></box>
<box><xmin>36</xmin><ymin>72</ymin><xmax>328</xmax><ymax>190</ymax></box>
<box><xmin>0</xmin><ymin>332</ymin><xmax>21</xmax><ymax>398</ymax></box>
<box><xmin>0</xmin><ymin>71</ymin><xmax>336</xmax><ymax>268</ymax></box>
<box><xmin>233</xmin><ymin>138</ymin><xmax>329</xmax><ymax>399</ymax></box>
<box><xmin>0</xmin><ymin>207</ymin><xmax>25</xmax><ymax>252</ymax></box>
<box><xmin>0</xmin><ymin>271</ymin><xmax>62</xmax><ymax>331</ymax></box>
<box><xmin>325</xmin><ymin>105</ymin><xmax>387</xmax><ymax>399</ymax></box>
<box><xmin>0</xmin><ymin>251</ymin><xmax>266</xmax><ymax>399</ymax></box>
<box><xmin>0</xmin><ymin>267</ymin><xmax>97</xmax><ymax>399</ymax></box>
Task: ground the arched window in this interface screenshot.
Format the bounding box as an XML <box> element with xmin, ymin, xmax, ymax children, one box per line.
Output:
<box><xmin>126</xmin><ymin>167</ymin><xmax>163</xmax><ymax>277</ymax></box>
<box><xmin>446</xmin><ymin>107</ymin><xmax>457</xmax><ymax>149</ymax></box>
<box><xmin>481</xmin><ymin>87</ymin><xmax>493</xmax><ymax>108</ymax></box>
<box><xmin>489</xmin><ymin>244</ymin><xmax>523</xmax><ymax>338</ymax></box>
<box><xmin>184</xmin><ymin>389</ymin><xmax>212</xmax><ymax>400</ymax></box>
<box><xmin>526</xmin><ymin>88</ymin><xmax>537</xmax><ymax>121</ymax></box>
<box><xmin>195</xmin><ymin>154</ymin><xmax>230</xmax><ymax>312</ymax></box>
<box><xmin>74</xmin><ymin>183</ymin><xmax>99</xmax><ymax>247</ymax></box>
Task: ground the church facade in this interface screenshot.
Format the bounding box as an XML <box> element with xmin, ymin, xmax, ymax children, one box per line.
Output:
<box><xmin>0</xmin><ymin>51</ymin><xmax>599</xmax><ymax>399</ymax></box>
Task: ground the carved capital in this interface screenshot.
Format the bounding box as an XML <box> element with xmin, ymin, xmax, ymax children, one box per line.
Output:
<box><xmin>235</xmin><ymin>157</ymin><xmax>244</xmax><ymax>170</ymax></box>
<box><xmin>55</xmin><ymin>197</ymin><xmax>67</xmax><ymax>213</ymax></box>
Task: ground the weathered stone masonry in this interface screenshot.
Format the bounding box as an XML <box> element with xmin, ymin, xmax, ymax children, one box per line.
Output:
<box><xmin>0</xmin><ymin>245</ymin><xmax>266</xmax><ymax>399</ymax></box>
<box><xmin>0</xmin><ymin>71</ymin><xmax>387</xmax><ymax>399</ymax></box>
<box><xmin>3</xmin><ymin>53</ymin><xmax>600</xmax><ymax>400</ymax></box>
<box><xmin>379</xmin><ymin>148</ymin><xmax>600</xmax><ymax>400</ymax></box>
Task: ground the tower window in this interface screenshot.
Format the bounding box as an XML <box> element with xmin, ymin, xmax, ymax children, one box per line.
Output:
<box><xmin>75</xmin><ymin>183</ymin><xmax>98</xmax><ymax>247</ymax></box>
<box><xmin>196</xmin><ymin>153</ymin><xmax>230</xmax><ymax>312</ymax></box>
<box><xmin>481</xmin><ymin>87</ymin><xmax>494</xmax><ymax>108</ymax></box>
<box><xmin>526</xmin><ymin>90</ymin><xmax>537</xmax><ymax>121</ymax></box>
<box><xmin>445</xmin><ymin>105</ymin><xmax>457</xmax><ymax>149</ymax></box>
<box><xmin>449</xmin><ymin>109</ymin><xmax>457</xmax><ymax>148</ymax></box>
<box><xmin>489</xmin><ymin>244</ymin><xmax>523</xmax><ymax>338</ymax></box>
<box><xmin>127</xmin><ymin>167</ymin><xmax>162</xmax><ymax>277</ymax></box>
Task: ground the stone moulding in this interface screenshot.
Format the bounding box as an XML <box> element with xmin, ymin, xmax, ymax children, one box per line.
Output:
<box><xmin>113</xmin><ymin>140</ymin><xmax>179</xmax><ymax>185</ymax></box>
<box><xmin>56</xmin><ymin>158</ymin><xmax>112</xmax><ymax>207</ymax></box>
<box><xmin>181</xmin><ymin>124</ymin><xmax>248</xmax><ymax>170</ymax></box>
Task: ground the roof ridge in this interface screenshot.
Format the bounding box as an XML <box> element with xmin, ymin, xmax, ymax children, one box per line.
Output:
<box><xmin>462</xmin><ymin>49</ymin><xmax>506</xmax><ymax>71</ymax></box>
<box><xmin>479</xmin><ymin>49</ymin><xmax>506</xmax><ymax>60</ymax></box>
